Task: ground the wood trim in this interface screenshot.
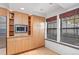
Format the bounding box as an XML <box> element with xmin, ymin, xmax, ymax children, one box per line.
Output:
<box><xmin>31</xmin><ymin>15</ymin><xmax>45</xmax><ymax>18</ymax></box>
<box><xmin>13</xmin><ymin>11</ymin><xmax>29</xmax><ymax>16</ymax></box>
<box><xmin>0</xmin><ymin>7</ymin><xmax>9</xmax><ymax>11</ymax></box>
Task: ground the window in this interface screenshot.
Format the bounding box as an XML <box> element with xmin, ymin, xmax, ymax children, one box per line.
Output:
<box><xmin>47</xmin><ymin>16</ymin><xmax>57</xmax><ymax>41</ymax></box>
<box><xmin>61</xmin><ymin>14</ymin><xmax>79</xmax><ymax>46</ymax></box>
<box><xmin>46</xmin><ymin>8</ymin><xmax>79</xmax><ymax>49</ymax></box>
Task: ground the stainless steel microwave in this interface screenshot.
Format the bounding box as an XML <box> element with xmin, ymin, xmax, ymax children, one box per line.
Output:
<box><xmin>15</xmin><ymin>24</ymin><xmax>28</xmax><ymax>33</ymax></box>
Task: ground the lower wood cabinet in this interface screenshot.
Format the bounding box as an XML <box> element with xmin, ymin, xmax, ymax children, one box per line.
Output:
<box><xmin>7</xmin><ymin>37</ymin><xmax>30</xmax><ymax>55</ymax></box>
<box><xmin>15</xmin><ymin>38</ymin><xmax>23</xmax><ymax>54</ymax></box>
<box><xmin>22</xmin><ymin>37</ymin><xmax>29</xmax><ymax>51</ymax></box>
<box><xmin>7</xmin><ymin>38</ymin><xmax>16</xmax><ymax>54</ymax></box>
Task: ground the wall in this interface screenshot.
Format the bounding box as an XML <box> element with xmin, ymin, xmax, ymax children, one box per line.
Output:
<box><xmin>45</xmin><ymin>6</ymin><xmax>79</xmax><ymax>55</ymax></box>
<box><xmin>45</xmin><ymin>40</ymin><xmax>79</xmax><ymax>55</ymax></box>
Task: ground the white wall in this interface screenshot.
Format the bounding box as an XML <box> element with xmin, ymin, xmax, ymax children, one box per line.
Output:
<box><xmin>45</xmin><ymin>40</ymin><xmax>79</xmax><ymax>55</ymax></box>
<box><xmin>45</xmin><ymin>5</ymin><xmax>79</xmax><ymax>55</ymax></box>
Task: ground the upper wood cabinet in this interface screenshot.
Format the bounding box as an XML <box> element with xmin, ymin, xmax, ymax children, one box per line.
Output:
<box><xmin>14</xmin><ymin>12</ymin><xmax>22</xmax><ymax>24</ymax></box>
<box><xmin>0</xmin><ymin>8</ymin><xmax>8</xmax><ymax>16</ymax></box>
<box><xmin>14</xmin><ymin>12</ymin><xmax>28</xmax><ymax>25</ymax></box>
<box><xmin>22</xmin><ymin>14</ymin><xmax>28</xmax><ymax>25</ymax></box>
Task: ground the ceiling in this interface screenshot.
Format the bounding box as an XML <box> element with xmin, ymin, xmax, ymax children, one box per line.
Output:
<box><xmin>0</xmin><ymin>3</ymin><xmax>79</xmax><ymax>17</ymax></box>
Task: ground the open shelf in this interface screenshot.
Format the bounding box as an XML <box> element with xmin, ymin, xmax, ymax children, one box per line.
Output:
<box><xmin>28</xmin><ymin>16</ymin><xmax>31</xmax><ymax>35</ymax></box>
<box><xmin>9</xmin><ymin>12</ymin><xmax>14</xmax><ymax>36</ymax></box>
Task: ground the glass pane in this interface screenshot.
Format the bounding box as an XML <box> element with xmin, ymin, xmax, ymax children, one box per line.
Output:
<box><xmin>47</xmin><ymin>20</ymin><xmax>57</xmax><ymax>41</ymax></box>
<box><xmin>66</xmin><ymin>19</ymin><xmax>74</xmax><ymax>28</ymax></box>
<box><xmin>51</xmin><ymin>29</ymin><xmax>57</xmax><ymax>40</ymax></box>
<box><xmin>62</xmin><ymin>18</ymin><xmax>67</xmax><ymax>28</ymax></box>
<box><xmin>75</xmin><ymin>14</ymin><xmax>79</xmax><ymax>19</ymax></box>
<box><xmin>75</xmin><ymin>18</ymin><xmax>79</xmax><ymax>27</ymax></box>
<box><xmin>61</xmin><ymin>16</ymin><xmax>79</xmax><ymax>46</ymax></box>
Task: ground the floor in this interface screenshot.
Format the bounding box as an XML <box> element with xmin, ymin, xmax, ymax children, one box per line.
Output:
<box><xmin>20</xmin><ymin>47</ymin><xmax>59</xmax><ymax>55</ymax></box>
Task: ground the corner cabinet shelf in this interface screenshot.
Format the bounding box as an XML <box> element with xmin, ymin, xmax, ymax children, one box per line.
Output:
<box><xmin>9</xmin><ymin>12</ymin><xmax>14</xmax><ymax>36</ymax></box>
<box><xmin>28</xmin><ymin>16</ymin><xmax>31</xmax><ymax>35</ymax></box>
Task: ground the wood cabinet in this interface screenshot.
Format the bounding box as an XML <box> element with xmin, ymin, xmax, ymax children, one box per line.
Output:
<box><xmin>38</xmin><ymin>17</ymin><xmax>45</xmax><ymax>47</ymax></box>
<box><xmin>30</xmin><ymin>15</ymin><xmax>45</xmax><ymax>49</ymax></box>
<box><xmin>7</xmin><ymin>38</ymin><xmax>16</xmax><ymax>54</ymax></box>
<box><xmin>14</xmin><ymin>12</ymin><xmax>28</xmax><ymax>25</ymax></box>
<box><xmin>15</xmin><ymin>37</ymin><xmax>30</xmax><ymax>53</ymax></box>
<box><xmin>22</xmin><ymin>37</ymin><xmax>30</xmax><ymax>51</ymax></box>
<box><xmin>0</xmin><ymin>8</ymin><xmax>8</xmax><ymax>16</ymax></box>
<box><xmin>7</xmin><ymin>11</ymin><xmax>45</xmax><ymax>55</ymax></box>
<box><xmin>14</xmin><ymin>12</ymin><xmax>28</xmax><ymax>36</ymax></box>
<box><xmin>7</xmin><ymin>12</ymin><xmax>30</xmax><ymax>54</ymax></box>
<box><xmin>7</xmin><ymin>37</ymin><xmax>30</xmax><ymax>54</ymax></box>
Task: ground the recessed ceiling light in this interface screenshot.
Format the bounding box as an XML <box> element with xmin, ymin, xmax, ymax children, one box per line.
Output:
<box><xmin>20</xmin><ymin>8</ymin><xmax>24</xmax><ymax>10</ymax></box>
<box><xmin>40</xmin><ymin>9</ymin><xmax>43</xmax><ymax>11</ymax></box>
<box><xmin>49</xmin><ymin>3</ymin><xmax>53</xmax><ymax>5</ymax></box>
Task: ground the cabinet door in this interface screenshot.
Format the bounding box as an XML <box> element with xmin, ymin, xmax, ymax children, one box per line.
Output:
<box><xmin>31</xmin><ymin>16</ymin><xmax>45</xmax><ymax>48</ymax></box>
<box><xmin>38</xmin><ymin>17</ymin><xmax>45</xmax><ymax>47</ymax></box>
<box><xmin>14</xmin><ymin>37</ymin><xmax>30</xmax><ymax>54</ymax></box>
<box><xmin>15</xmin><ymin>38</ymin><xmax>23</xmax><ymax>53</ymax></box>
<box><xmin>0</xmin><ymin>8</ymin><xmax>7</xmax><ymax>16</ymax></box>
<box><xmin>32</xmin><ymin>16</ymin><xmax>40</xmax><ymax>48</ymax></box>
<box><xmin>22</xmin><ymin>37</ymin><xmax>29</xmax><ymax>51</ymax></box>
<box><xmin>7</xmin><ymin>38</ymin><xmax>16</xmax><ymax>55</ymax></box>
<box><xmin>22</xmin><ymin>14</ymin><xmax>28</xmax><ymax>25</ymax></box>
<box><xmin>14</xmin><ymin>12</ymin><xmax>22</xmax><ymax>24</ymax></box>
